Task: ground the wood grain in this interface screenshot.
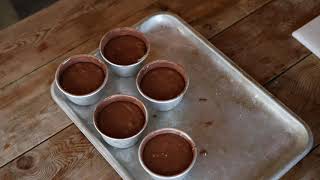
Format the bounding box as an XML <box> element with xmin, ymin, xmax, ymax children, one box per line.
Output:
<box><xmin>0</xmin><ymin>39</ymin><xmax>93</xmax><ymax>168</ymax></box>
<box><xmin>153</xmin><ymin>0</ymin><xmax>273</xmax><ymax>39</ymax></box>
<box><xmin>210</xmin><ymin>0</ymin><xmax>320</xmax><ymax>84</ymax></box>
<box><xmin>266</xmin><ymin>54</ymin><xmax>320</xmax><ymax>145</ymax></box>
<box><xmin>265</xmin><ymin>54</ymin><xmax>320</xmax><ymax>179</ymax></box>
<box><xmin>189</xmin><ymin>0</ymin><xmax>273</xmax><ymax>39</ymax></box>
<box><xmin>0</xmin><ymin>125</ymin><xmax>120</xmax><ymax>180</ymax></box>
<box><xmin>0</xmin><ymin>0</ymin><xmax>272</xmax><ymax>168</ymax></box>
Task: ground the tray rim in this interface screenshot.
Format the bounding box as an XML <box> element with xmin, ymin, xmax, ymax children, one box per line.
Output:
<box><xmin>51</xmin><ymin>11</ymin><xmax>313</xmax><ymax>180</ymax></box>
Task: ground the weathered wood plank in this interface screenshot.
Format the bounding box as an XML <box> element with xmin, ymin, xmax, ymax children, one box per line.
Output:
<box><xmin>0</xmin><ymin>0</ymin><xmax>272</xmax><ymax>168</ymax></box>
<box><xmin>154</xmin><ymin>0</ymin><xmax>273</xmax><ymax>38</ymax></box>
<box><xmin>265</xmin><ymin>54</ymin><xmax>320</xmax><ymax>145</ymax></box>
<box><xmin>0</xmin><ymin>40</ymin><xmax>92</xmax><ymax>168</ymax></box>
<box><xmin>0</xmin><ymin>0</ymin><xmax>156</xmax><ymax>88</ymax></box>
<box><xmin>265</xmin><ymin>54</ymin><xmax>320</xmax><ymax>179</ymax></box>
<box><xmin>210</xmin><ymin>0</ymin><xmax>320</xmax><ymax>84</ymax></box>
<box><xmin>0</xmin><ymin>125</ymin><xmax>120</xmax><ymax>180</ymax></box>
<box><xmin>190</xmin><ymin>0</ymin><xmax>273</xmax><ymax>39</ymax></box>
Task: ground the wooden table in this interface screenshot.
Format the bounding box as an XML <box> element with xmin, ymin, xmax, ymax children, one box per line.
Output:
<box><xmin>0</xmin><ymin>0</ymin><xmax>319</xmax><ymax>179</ymax></box>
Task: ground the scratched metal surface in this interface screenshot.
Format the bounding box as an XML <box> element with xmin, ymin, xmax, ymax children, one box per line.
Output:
<box><xmin>51</xmin><ymin>12</ymin><xmax>313</xmax><ymax>180</ymax></box>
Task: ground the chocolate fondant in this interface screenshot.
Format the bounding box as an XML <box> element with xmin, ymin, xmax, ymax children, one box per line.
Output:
<box><xmin>142</xmin><ymin>133</ymin><xmax>193</xmax><ymax>176</ymax></box>
<box><xmin>103</xmin><ymin>35</ymin><xmax>146</xmax><ymax>65</ymax></box>
<box><xmin>140</xmin><ymin>67</ymin><xmax>185</xmax><ymax>100</ymax></box>
<box><xmin>97</xmin><ymin>101</ymin><xmax>145</xmax><ymax>139</ymax></box>
<box><xmin>59</xmin><ymin>62</ymin><xmax>104</xmax><ymax>95</ymax></box>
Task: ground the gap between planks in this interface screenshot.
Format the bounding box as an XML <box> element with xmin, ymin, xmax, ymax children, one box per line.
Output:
<box><xmin>263</xmin><ymin>52</ymin><xmax>312</xmax><ymax>87</ymax></box>
<box><xmin>0</xmin><ymin>123</ymin><xmax>73</xmax><ymax>169</ymax></box>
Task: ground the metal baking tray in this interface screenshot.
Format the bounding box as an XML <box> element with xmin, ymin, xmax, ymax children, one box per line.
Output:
<box><xmin>51</xmin><ymin>12</ymin><xmax>313</xmax><ymax>180</ymax></box>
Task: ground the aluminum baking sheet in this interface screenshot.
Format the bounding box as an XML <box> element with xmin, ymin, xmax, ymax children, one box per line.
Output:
<box><xmin>51</xmin><ymin>12</ymin><xmax>313</xmax><ymax>180</ymax></box>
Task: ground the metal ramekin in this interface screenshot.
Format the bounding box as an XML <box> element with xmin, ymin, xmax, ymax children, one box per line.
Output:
<box><xmin>136</xmin><ymin>60</ymin><xmax>189</xmax><ymax>111</ymax></box>
<box><xmin>138</xmin><ymin>128</ymin><xmax>197</xmax><ymax>180</ymax></box>
<box><xmin>99</xmin><ymin>27</ymin><xmax>150</xmax><ymax>77</ymax></box>
<box><xmin>93</xmin><ymin>94</ymin><xmax>148</xmax><ymax>148</ymax></box>
<box><xmin>55</xmin><ymin>54</ymin><xmax>108</xmax><ymax>106</ymax></box>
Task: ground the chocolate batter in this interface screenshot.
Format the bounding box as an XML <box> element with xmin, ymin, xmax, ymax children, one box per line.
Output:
<box><xmin>142</xmin><ymin>133</ymin><xmax>193</xmax><ymax>176</ymax></box>
<box><xmin>103</xmin><ymin>35</ymin><xmax>146</xmax><ymax>65</ymax></box>
<box><xmin>140</xmin><ymin>67</ymin><xmax>185</xmax><ymax>100</ymax></box>
<box><xmin>59</xmin><ymin>62</ymin><xmax>104</xmax><ymax>95</ymax></box>
<box><xmin>97</xmin><ymin>101</ymin><xmax>145</xmax><ymax>139</ymax></box>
